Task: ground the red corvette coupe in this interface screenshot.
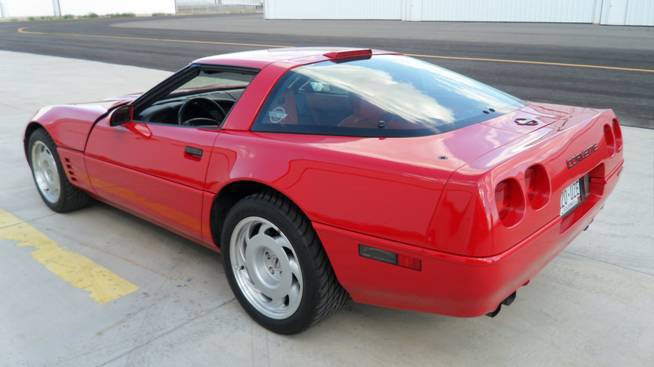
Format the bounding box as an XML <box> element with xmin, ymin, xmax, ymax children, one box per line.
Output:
<box><xmin>24</xmin><ymin>48</ymin><xmax>623</xmax><ymax>334</ymax></box>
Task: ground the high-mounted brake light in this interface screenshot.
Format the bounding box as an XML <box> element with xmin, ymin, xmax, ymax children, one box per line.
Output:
<box><xmin>324</xmin><ymin>49</ymin><xmax>373</xmax><ymax>61</ymax></box>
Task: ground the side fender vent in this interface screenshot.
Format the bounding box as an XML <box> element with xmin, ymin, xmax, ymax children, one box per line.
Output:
<box><xmin>64</xmin><ymin>157</ymin><xmax>77</xmax><ymax>182</ymax></box>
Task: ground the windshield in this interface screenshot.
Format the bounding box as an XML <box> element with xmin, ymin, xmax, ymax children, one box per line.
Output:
<box><xmin>170</xmin><ymin>69</ymin><xmax>253</xmax><ymax>97</ymax></box>
<box><xmin>253</xmin><ymin>55</ymin><xmax>525</xmax><ymax>137</ymax></box>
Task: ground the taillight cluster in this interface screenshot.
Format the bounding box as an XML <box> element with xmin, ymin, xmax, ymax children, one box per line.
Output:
<box><xmin>604</xmin><ymin>118</ymin><xmax>623</xmax><ymax>153</ymax></box>
<box><xmin>524</xmin><ymin>165</ymin><xmax>551</xmax><ymax>209</ymax></box>
<box><xmin>495</xmin><ymin>178</ymin><xmax>525</xmax><ymax>227</ymax></box>
<box><xmin>603</xmin><ymin>124</ymin><xmax>615</xmax><ymax>153</ymax></box>
<box><xmin>495</xmin><ymin>165</ymin><xmax>551</xmax><ymax>227</ymax></box>
<box><xmin>612</xmin><ymin>118</ymin><xmax>623</xmax><ymax>152</ymax></box>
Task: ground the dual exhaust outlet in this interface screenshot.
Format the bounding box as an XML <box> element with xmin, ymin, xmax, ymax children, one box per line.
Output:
<box><xmin>486</xmin><ymin>291</ymin><xmax>517</xmax><ymax>318</ymax></box>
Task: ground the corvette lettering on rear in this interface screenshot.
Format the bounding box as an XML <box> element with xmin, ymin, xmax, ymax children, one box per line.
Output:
<box><xmin>566</xmin><ymin>144</ymin><xmax>598</xmax><ymax>169</ymax></box>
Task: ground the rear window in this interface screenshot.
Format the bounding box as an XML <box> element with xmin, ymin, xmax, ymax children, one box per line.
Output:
<box><xmin>252</xmin><ymin>55</ymin><xmax>525</xmax><ymax>137</ymax></box>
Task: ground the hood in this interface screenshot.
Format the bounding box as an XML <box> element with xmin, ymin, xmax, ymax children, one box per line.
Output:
<box><xmin>72</xmin><ymin>92</ymin><xmax>142</xmax><ymax>112</ymax></box>
<box><xmin>30</xmin><ymin>93</ymin><xmax>142</xmax><ymax>152</ymax></box>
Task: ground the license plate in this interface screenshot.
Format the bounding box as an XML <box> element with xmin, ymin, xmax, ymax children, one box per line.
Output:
<box><xmin>560</xmin><ymin>178</ymin><xmax>585</xmax><ymax>217</ymax></box>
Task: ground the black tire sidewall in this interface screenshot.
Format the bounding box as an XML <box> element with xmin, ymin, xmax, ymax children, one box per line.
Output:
<box><xmin>221</xmin><ymin>195</ymin><xmax>322</xmax><ymax>334</ymax></box>
<box><xmin>27</xmin><ymin>129</ymin><xmax>67</xmax><ymax>212</ymax></box>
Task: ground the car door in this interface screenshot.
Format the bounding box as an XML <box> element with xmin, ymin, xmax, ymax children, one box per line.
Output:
<box><xmin>84</xmin><ymin>118</ymin><xmax>217</xmax><ymax>242</ymax></box>
<box><xmin>84</xmin><ymin>65</ymin><xmax>257</xmax><ymax>242</ymax></box>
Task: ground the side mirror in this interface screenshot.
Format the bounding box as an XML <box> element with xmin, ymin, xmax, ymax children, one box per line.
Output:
<box><xmin>110</xmin><ymin>105</ymin><xmax>133</xmax><ymax>126</ymax></box>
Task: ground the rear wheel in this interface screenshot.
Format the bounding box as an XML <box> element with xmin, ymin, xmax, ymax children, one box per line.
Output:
<box><xmin>28</xmin><ymin>128</ymin><xmax>90</xmax><ymax>212</ymax></box>
<box><xmin>222</xmin><ymin>192</ymin><xmax>348</xmax><ymax>334</ymax></box>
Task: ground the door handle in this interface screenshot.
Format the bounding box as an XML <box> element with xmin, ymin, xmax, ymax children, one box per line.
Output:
<box><xmin>184</xmin><ymin>146</ymin><xmax>203</xmax><ymax>159</ymax></box>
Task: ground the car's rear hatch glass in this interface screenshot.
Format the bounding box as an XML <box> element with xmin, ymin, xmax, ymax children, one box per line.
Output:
<box><xmin>253</xmin><ymin>55</ymin><xmax>526</xmax><ymax>137</ymax></box>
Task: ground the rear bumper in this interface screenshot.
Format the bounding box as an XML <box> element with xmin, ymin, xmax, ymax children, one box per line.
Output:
<box><xmin>316</xmin><ymin>162</ymin><xmax>623</xmax><ymax>317</ymax></box>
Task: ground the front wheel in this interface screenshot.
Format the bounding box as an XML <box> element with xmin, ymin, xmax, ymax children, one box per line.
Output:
<box><xmin>27</xmin><ymin>128</ymin><xmax>90</xmax><ymax>212</ymax></box>
<box><xmin>222</xmin><ymin>192</ymin><xmax>348</xmax><ymax>334</ymax></box>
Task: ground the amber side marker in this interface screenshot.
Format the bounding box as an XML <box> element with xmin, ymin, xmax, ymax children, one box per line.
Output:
<box><xmin>359</xmin><ymin>244</ymin><xmax>422</xmax><ymax>271</ymax></box>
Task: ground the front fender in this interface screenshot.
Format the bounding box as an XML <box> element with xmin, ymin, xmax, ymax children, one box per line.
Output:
<box><xmin>25</xmin><ymin>104</ymin><xmax>111</xmax><ymax>153</ymax></box>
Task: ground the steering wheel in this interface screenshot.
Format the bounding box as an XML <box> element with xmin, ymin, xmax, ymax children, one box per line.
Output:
<box><xmin>177</xmin><ymin>97</ymin><xmax>227</xmax><ymax>126</ymax></box>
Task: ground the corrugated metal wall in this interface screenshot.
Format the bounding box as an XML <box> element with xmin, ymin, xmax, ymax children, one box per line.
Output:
<box><xmin>264</xmin><ymin>0</ymin><xmax>653</xmax><ymax>26</ymax></box>
<box><xmin>625</xmin><ymin>0</ymin><xmax>654</xmax><ymax>26</ymax></box>
<box><xmin>264</xmin><ymin>0</ymin><xmax>402</xmax><ymax>20</ymax></box>
<box><xmin>406</xmin><ymin>0</ymin><xmax>597</xmax><ymax>23</ymax></box>
<box><xmin>601</xmin><ymin>0</ymin><xmax>654</xmax><ymax>26</ymax></box>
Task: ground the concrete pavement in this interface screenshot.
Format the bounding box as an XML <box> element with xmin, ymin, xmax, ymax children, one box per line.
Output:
<box><xmin>1</xmin><ymin>50</ymin><xmax>653</xmax><ymax>367</ymax></box>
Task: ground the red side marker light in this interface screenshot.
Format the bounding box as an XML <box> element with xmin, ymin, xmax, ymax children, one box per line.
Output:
<box><xmin>324</xmin><ymin>49</ymin><xmax>373</xmax><ymax>61</ymax></box>
<box><xmin>359</xmin><ymin>244</ymin><xmax>422</xmax><ymax>271</ymax></box>
<box><xmin>397</xmin><ymin>254</ymin><xmax>422</xmax><ymax>271</ymax></box>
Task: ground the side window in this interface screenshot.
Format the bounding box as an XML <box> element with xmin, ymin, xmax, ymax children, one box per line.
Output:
<box><xmin>136</xmin><ymin>68</ymin><xmax>256</xmax><ymax>127</ymax></box>
<box><xmin>254</xmin><ymin>72</ymin><xmax>353</xmax><ymax>129</ymax></box>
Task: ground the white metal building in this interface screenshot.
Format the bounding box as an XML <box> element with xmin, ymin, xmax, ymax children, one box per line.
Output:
<box><xmin>0</xmin><ymin>0</ymin><xmax>176</xmax><ymax>18</ymax></box>
<box><xmin>264</xmin><ymin>0</ymin><xmax>654</xmax><ymax>26</ymax></box>
<box><xmin>0</xmin><ymin>0</ymin><xmax>262</xmax><ymax>18</ymax></box>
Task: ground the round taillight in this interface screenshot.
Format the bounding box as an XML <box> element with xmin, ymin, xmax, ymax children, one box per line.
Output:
<box><xmin>613</xmin><ymin>118</ymin><xmax>623</xmax><ymax>152</ymax></box>
<box><xmin>495</xmin><ymin>178</ymin><xmax>525</xmax><ymax>227</ymax></box>
<box><xmin>525</xmin><ymin>165</ymin><xmax>551</xmax><ymax>210</ymax></box>
<box><xmin>604</xmin><ymin>124</ymin><xmax>615</xmax><ymax>153</ymax></box>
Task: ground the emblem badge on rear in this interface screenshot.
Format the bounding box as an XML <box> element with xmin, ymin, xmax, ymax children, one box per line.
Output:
<box><xmin>514</xmin><ymin>118</ymin><xmax>539</xmax><ymax>126</ymax></box>
<box><xmin>566</xmin><ymin>144</ymin><xmax>598</xmax><ymax>169</ymax></box>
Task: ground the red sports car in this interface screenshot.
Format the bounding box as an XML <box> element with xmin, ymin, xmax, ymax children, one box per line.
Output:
<box><xmin>24</xmin><ymin>48</ymin><xmax>623</xmax><ymax>334</ymax></box>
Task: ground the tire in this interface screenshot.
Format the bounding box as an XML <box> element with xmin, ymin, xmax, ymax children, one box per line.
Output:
<box><xmin>221</xmin><ymin>191</ymin><xmax>348</xmax><ymax>334</ymax></box>
<box><xmin>27</xmin><ymin>128</ymin><xmax>90</xmax><ymax>213</ymax></box>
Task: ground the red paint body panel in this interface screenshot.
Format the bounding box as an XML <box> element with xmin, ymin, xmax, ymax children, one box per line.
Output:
<box><xmin>317</xmin><ymin>159</ymin><xmax>621</xmax><ymax>316</ymax></box>
<box><xmin>24</xmin><ymin>48</ymin><xmax>624</xmax><ymax>317</ymax></box>
<box><xmin>31</xmin><ymin>103</ymin><xmax>109</xmax><ymax>151</ymax></box>
<box><xmin>206</xmin><ymin>131</ymin><xmax>449</xmax><ymax>248</ymax></box>
<box><xmin>84</xmin><ymin>117</ymin><xmax>220</xmax><ymax>241</ymax></box>
<box><xmin>56</xmin><ymin>147</ymin><xmax>93</xmax><ymax>191</ymax></box>
<box><xmin>220</xmin><ymin>61</ymin><xmax>293</xmax><ymax>132</ymax></box>
<box><xmin>434</xmin><ymin>107</ymin><xmax>623</xmax><ymax>257</ymax></box>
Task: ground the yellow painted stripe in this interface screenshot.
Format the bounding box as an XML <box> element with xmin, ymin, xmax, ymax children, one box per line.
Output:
<box><xmin>16</xmin><ymin>26</ymin><xmax>289</xmax><ymax>48</ymax></box>
<box><xmin>0</xmin><ymin>209</ymin><xmax>138</xmax><ymax>304</ymax></box>
<box><xmin>16</xmin><ymin>26</ymin><xmax>654</xmax><ymax>74</ymax></box>
<box><xmin>404</xmin><ymin>52</ymin><xmax>654</xmax><ymax>74</ymax></box>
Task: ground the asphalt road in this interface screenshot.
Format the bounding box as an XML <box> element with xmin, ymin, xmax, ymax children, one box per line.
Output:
<box><xmin>0</xmin><ymin>14</ymin><xmax>652</xmax><ymax>129</ymax></box>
